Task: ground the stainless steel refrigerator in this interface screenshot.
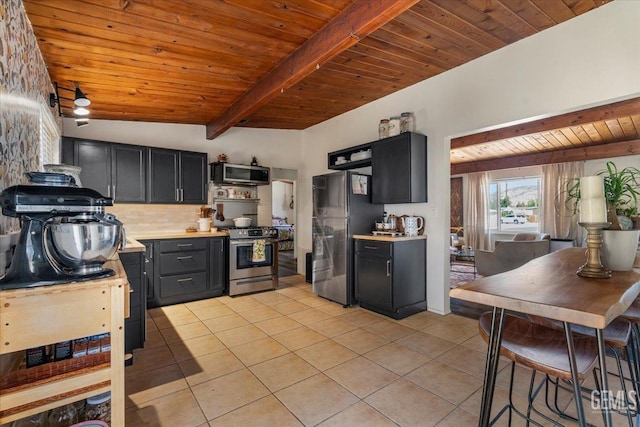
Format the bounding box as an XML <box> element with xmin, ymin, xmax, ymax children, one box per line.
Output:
<box><xmin>312</xmin><ymin>171</ymin><xmax>384</xmax><ymax>306</ymax></box>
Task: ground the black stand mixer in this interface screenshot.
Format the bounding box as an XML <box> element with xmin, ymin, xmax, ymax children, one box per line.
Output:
<box><xmin>0</xmin><ymin>181</ymin><xmax>123</xmax><ymax>290</ymax></box>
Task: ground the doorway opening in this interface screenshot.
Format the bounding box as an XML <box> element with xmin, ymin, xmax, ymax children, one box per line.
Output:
<box><xmin>271</xmin><ymin>168</ymin><xmax>297</xmax><ymax>277</ymax></box>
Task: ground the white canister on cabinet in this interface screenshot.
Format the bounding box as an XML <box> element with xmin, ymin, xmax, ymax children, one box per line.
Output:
<box><xmin>388</xmin><ymin>116</ymin><xmax>401</xmax><ymax>136</ymax></box>
<box><xmin>400</xmin><ymin>112</ymin><xmax>415</xmax><ymax>133</ymax></box>
<box><xmin>378</xmin><ymin>119</ymin><xmax>390</xmax><ymax>139</ymax></box>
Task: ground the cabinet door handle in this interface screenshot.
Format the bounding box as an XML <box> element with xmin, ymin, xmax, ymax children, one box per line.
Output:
<box><xmin>176</xmin><ymin>188</ymin><xmax>179</xmax><ymax>201</ymax></box>
<box><xmin>177</xmin><ymin>278</ymin><xmax>193</xmax><ymax>283</ymax></box>
<box><xmin>176</xmin><ymin>256</ymin><xmax>193</xmax><ymax>260</ymax></box>
<box><xmin>107</xmin><ymin>185</ymin><xmax>111</xmax><ymax>197</ymax></box>
<box><xmin>112</xmin><ymin>185</ymin><xmax>116</xmax><ymax>200</ymax></box>
<box><xmin>386</xmin><ymin>260</ymin><xmax>391</xmax><ymax>276</ymax></box>
<box><xmin>177</xmin><ymin>243</ymin><xmax>193</xmax><ymax>247</ymax></box>
<box><xmin>180</xmin><ymin>188</ymin><xmax>184</xmax><ymax>201</ymax></box>
<box><xmin>364</xmin><ymin>246</ymin><xmax>378</xmax><ymax>250</ymax></box>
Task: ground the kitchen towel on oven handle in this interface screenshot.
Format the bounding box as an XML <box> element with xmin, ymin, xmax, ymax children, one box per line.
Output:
<box><xmin>252</xmin><ymin>239</ymin><xmax>266</xmax><ymax>262</ymax></box>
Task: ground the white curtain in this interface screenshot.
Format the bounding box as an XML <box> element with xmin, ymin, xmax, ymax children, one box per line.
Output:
<box><xmin>464</xmin><ymin>172</ymin><xmax>490</xmax><ymax>251</ymax></box>
<box><xmin>541</xmin><ymin>162</ymin><xmax>584</xmax><ymax>243</ymax></box>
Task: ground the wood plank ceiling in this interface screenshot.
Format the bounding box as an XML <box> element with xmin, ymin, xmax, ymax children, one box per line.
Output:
<box><xmin>23</xmin><ymin>0</ymin><xmax>615</xmax><ymax>149</ymax></box>
<box><xmin>451</xmin><ymin>97</ymin><xmax>640</xmax><ymax>175</ymax></box>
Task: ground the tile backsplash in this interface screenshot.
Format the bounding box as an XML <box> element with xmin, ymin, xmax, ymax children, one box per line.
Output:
<box><xmin>107</xmin><ymin>204</ymin><xmax>207</xmax><ymax>236</ymax></box>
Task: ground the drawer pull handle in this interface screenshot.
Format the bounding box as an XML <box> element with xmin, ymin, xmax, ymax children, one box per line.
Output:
<box><xmin>177</xmin><ymin>278</ymin><xmax>193</xmax><ymax>283</ymax></box>
<box><xmin>386</xmin><ymin>260</ymin><xmax>391</xmax><ymax>276</ymax></box>
<box><xmin>177</xmin><ymin>244</ymin><xmax>193</xmax><ymax>247</ymax></box>
<box><xmin>364</xmin><ymin>246</ymin><xmax>378</xmax><ymax>250</ymax></box>
<box><xmin>176</xmin><ymin>256</ymin><xmax>193</xmax><ymax>260</ymax></box>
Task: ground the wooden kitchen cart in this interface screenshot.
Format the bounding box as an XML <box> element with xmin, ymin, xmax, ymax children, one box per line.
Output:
<box><xmin>0</xmin><ymin>259</ymin><xmax>127</xmax><ymax>425</ymax></box>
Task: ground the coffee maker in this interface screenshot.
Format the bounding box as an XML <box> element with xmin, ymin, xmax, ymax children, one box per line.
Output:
<box><xmin>0</xmin><ymin>175</ymin><xmax>124</xmax><ymax>290</ymax></box>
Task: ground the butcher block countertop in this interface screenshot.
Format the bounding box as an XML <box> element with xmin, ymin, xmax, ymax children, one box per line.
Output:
<box><xmin>118</xmin><ymin>237</ymin><xmax>146</xmax><ymax>253</ymax></box>
<box><xmin>353</xmin><ymin>234</ymin><xmax>427</xmax><ymax>242</ymax></box>
<box><xmin>129</xmin><ymin>230</ymin><xmax>228</xmax><ymax>240</ymax></box>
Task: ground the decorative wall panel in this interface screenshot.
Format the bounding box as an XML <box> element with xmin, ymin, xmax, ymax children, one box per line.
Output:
<box><xmin>0</xmin><ymin>0</ymin><xmax>60</xmax><ymax>233</ymax></box>
<box><xmin>450</xmin><ymin>177</ymin><xmax>463</xmax><ymax>228</ymax></box>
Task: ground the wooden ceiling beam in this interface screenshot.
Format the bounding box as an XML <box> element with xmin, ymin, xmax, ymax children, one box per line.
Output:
<box><xmin>451</xmin><ymin>139</ymin><xmax>640</xmax><ymax>175</ymax></box>
<box><xmin>451</xmin><ymin>97</ymin><xmax>640</xmax><ymax>149</ymax></box>
<box><xmin>205</xmin><ymin>0</ymin><xmax>419</xmax><ymax>139</ymax></box>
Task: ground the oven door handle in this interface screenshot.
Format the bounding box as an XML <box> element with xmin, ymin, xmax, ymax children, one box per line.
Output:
<box><xmin>229</xmin><ymin>239</ymin><xmax>278</xmax><ymax>246</ymax></box>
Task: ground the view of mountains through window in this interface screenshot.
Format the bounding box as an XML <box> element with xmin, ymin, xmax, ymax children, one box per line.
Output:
<box><xmin>489</xmin><ymin>177</ymin><xmax>541</xmax><ymax>232</ymax></box>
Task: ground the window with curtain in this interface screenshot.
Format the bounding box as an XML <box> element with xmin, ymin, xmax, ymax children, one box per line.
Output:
<box><xmin>488</xmin><ymin>176</ymin><xmax>541</xmax><ymax>232</ymax></box>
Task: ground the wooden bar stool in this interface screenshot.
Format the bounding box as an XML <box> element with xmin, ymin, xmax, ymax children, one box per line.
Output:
<box><xmin>621</xmin><ymin>300</ymin><xmax>640</xmax><ymax>398</ymax></box>
<box><xmin>527</xmin><ymin>315</ymin><xmax>636</xmax><ymax>425</ymax></box>
<box><xmin>479</xmin><ymin>312</ymin><xmax>599</xmax><ymax>426</ymax></box>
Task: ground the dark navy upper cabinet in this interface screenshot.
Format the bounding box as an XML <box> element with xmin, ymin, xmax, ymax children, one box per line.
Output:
<box><xmin>63</xmin><ymin>138</ymin><xmax>146</xmax><ymax>203</ymax></box>
<box><xmin>148</xmin><ymin>148</ymin><xmax>207</xmax><ymax>204</ymax></box>
<box><xmin>372</xmin><ymin>132</ymin><xmax>427</xmax><ymax>204</ymax></box>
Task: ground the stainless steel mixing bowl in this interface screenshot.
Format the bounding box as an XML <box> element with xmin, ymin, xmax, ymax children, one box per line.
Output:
<box><xmin>46</xmin><ymin>216</ymin><xmax>123</xmax><ymax>274</ymax></box>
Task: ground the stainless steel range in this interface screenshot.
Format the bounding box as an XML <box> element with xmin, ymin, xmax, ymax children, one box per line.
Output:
<box><xmin>225</xmin><ymin>226</ymin><xmax>278</xmax><ymax>296</ymax></box>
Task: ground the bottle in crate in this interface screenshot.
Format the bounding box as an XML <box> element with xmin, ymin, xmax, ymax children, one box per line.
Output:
<box><xmin>11</xmin><ymin>411</ymin><xmax>47</xmax><ymax>426</ymax></box>
<box><xmin>47</xmin><ymin>403</ymin><xmax>78</xmax><ymax>426</ymax></box>
<box><xmin>85</xmin><ymin>391</ymin><xmax>111</xmax><ymax>424</ymax></box>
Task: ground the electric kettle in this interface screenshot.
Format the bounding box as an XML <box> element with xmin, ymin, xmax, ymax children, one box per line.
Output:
<box><xmin>401</xmin><ymin>215</ymin><xmax>424</xmax><ymax>236</ymax></box>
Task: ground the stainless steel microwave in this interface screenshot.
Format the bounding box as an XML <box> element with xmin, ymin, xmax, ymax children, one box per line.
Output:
<box><xmin>210</xmin><ymin>162</ymin><xmax>270</xmax><ymax>186</ymax></box>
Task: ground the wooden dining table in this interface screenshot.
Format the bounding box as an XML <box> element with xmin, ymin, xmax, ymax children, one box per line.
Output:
<box><xmin>450</xmin><ymin>248</ymin><xmax>640</xmax><ymax>427</ymax></box>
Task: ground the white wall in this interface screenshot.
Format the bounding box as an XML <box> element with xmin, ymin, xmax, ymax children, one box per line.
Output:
<box><xmin>298</xmin><ymin>1</ymin><xmax>640</xmax><ymax>314</ymax></box>
<box><xmin>272</xmin><ymin>181</ymin><xmax>294</xmax><ymax>222</ymax></box>
<box><xmin>585</xmin><ymin>156</ymin><xmax>640</xmax><ymax>177</ymax></box>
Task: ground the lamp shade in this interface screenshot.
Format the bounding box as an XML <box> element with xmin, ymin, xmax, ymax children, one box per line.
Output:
<box><xmin>74</xmin><ymin>106</ymin><xmax>90</xmax><ymax>116</ymax></box>
<box><xmin>74</xmin><ymin>87</ymin><xmax>91</xmax><ymax>107</ymax></box>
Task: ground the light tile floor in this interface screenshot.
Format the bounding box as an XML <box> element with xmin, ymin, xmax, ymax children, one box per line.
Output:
<box><xmin>124</xmin><ymin>275</ymin><xmax>632</xmax><ymax>426</ymax></box>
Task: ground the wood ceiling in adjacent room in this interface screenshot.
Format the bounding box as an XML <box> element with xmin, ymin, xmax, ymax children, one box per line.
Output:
<box><xmin>24</xmin><ymin>0</ymin><xmax>609</xmax><ymax>139</ymax></box>
<box><xmin>450</xmin><ymin>96</ymin><xmax>640</xmax><ymax>175</ymax></box>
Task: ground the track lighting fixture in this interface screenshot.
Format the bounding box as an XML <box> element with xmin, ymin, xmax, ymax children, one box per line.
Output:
<box><xmin>73</xmin><ymin>85</ymin><xmax>90</xmax><ymax>107</ymax></box>
<box><xmin>49</xmin><ymin>82</ymin><xmax>91</xmax><ymax>124</ymax></box>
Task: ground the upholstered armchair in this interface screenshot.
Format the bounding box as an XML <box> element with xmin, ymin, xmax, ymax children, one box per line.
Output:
<box><xmin>450</xmin><ymin>227</ymin><xmax>466</xmax><ymax>250</ymax></box>
<box><xmin>476</xmin><ymin>237</ymin><xmax>550</xmax><ymax>277</ymax></box>
<box><xmin>491</xmin><ymin>232</ymin><xmax>549</xmax><ymax>249</ymax></box>
<box><xmin>511</xmin><ymin>232</ymin><xmax>551</xmax><ymax>242</ymax></box>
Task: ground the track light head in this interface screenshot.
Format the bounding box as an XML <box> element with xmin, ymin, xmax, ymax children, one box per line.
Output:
<box><xmin>74</xmin><ymin>87</ymin><xmax>91</xmax><ymax>107</ymax></box>
<box><xmin>73</xmin><ymin>106</ymin><xmax>90</xmax><ymax>116</ymax></box>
